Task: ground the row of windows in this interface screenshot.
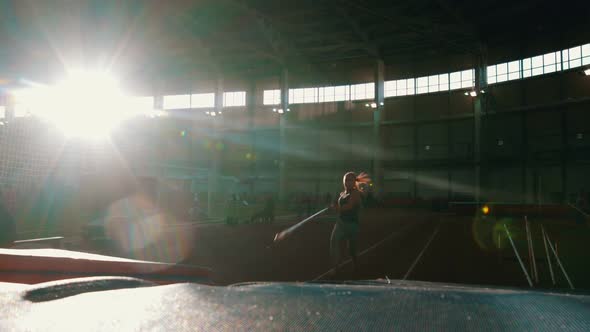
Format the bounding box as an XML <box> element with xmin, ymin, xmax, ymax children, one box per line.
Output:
<box><xmin>263</xmin><ymin>43</ymin><xmax>589</xmax><ymax>105</ymax></box>
<box><xmin>263</xmin><ymin>83</ymin><xmax>375</xmax><ymax>105</ymax></box>
<box><xmin>163</xmin><ymin>92</ymin><xmax>246</xmax><ymax>110</ymax></box>
<box><xmin>263</xmin><ymin>71</ymin><xmax>475</xmax><ymax>105</ymax></box>
<box><xmin>383</xmin><ymin>70</ymin><xmax>476</xmax><ymax>98</ymax></box>
<box><xmin>159</xmin><ymin>41</ymin><xmax>589</xmax><ymax>108</ymax></box>
<box><xmin>5</xmin><ymin>43</ymin><xmax>589</xmax><ymax>115</ymax></box>
<box><xmin>487</xmin><ymin>44</ymin><xmax>590</xmax><ymax>84</ymax></box>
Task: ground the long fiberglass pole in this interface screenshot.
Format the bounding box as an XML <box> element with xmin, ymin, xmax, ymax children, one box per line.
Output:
<box><xmin>504</xmin><ymin>224</ymin><xmax>533</xmax><ymax>287</ymax></box>
<box><xmin>544</xmin><ymin>228</ymin><xmax>574</xmax><ymax>290</ymax></box>
<box><xmin>525</xmin><ymin>216</ymin><xmax>539</xmax><ymax>283</ymax></box>
<box><xmin>541</xmin><ymin>226</ymin><xmax>556</xmax><ymax>286</ymax></box>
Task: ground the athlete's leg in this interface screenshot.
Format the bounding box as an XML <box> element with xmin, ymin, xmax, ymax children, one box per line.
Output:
<box><xmin>330</xmin><ymin>222</ymin><xmax>345</xmax><ymax>266</ymax></box>
<box><xmin>344</xmin><ymin>223</ymin><xmax>360</xmax><ymax>270</ymax></box>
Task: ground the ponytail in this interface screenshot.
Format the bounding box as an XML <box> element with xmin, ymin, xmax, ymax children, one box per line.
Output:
<box><xmin>355</xmin><ymin>172</ymin><xmax>371</xmax><ymax>192</ymax></box>
<box><xmin>342</xmin><ymin>171</ymin><xmax>372</xmax><ymax>195</ymax></box>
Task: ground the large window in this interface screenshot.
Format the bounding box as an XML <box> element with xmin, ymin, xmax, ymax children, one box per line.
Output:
<box><xmin>290</xmin><ymin>88</ymin><xmax>302</xmax><ymax>104</ymax></box>
<box><xmin>163</xmin><ymin>94</ymin><xmax>190</xmax><ymax>110</ymax></box>
<box><xmin>508</xmin><ymin>61</ymin><xmax>521</xmax><ymax>81</ymax></box>
<box><xmin>395</xmin><ymin>78</ymin><xmax>415</xmax><ymax>96</ymax></box>
<box><xmin>289</xmin><ymin>87</ymin><xmax>318</xmax><ymax>104</ymax></box>
<box><xmin>461</xmin><ymin>69</ymin><xmax>474</xmax><ymax>88</ymax></box>
<box><xmin>416</xmin><ymin>74</ymin><xmax>448</xmax><ymax>93</ymax></box>
<box><xmin>449</xmin><ymin>69</ymin><xmax>474</xmax><ymax>90</ymax></box>
<box><xmin>191</xmin><ymin>93</ymin><xmax>215</xmax><ymax>108</ymax></box>
<box><xmin>303</xmin><ymin>88</ymin><xmax>317</xmax><ymax>103</ymax></box>
<box><xmin>263</xmin><ymin>89</ymin><xmax>281</xmax><ymax>105</ymax></box>
<box><xmin>532</xmin><ymin>55</ymin><xmax>544</xmax><ymax>76</ymax></box>
<box><xmin>318</xmin><ymin>86</ymin><xmax>335</xmax><ymax>102</ymax></box>
<box><xmin>317</xmin><ymin>85</ymin><xmax>350</xmax><ymax>102</ymax></box>
<box><xmin>416</xmin><ymin>76</ymin><xmax>428</xmax><ymax>94</ymax></box>
<box><xmin>449</xmin><ymin>71</ymin><xmax>461</xmax><ymax>90</ymax></box>
<box><xmin>563</xmin><ymin>46</ymin><xmax>581</xmax><ymax>70</ymax></box>
<box><xmin>561</xmin><ymin>44</ymin><xmax>590</xmax><ymax>71</ymax></box>
<box><xmin>396</xmin><ymin>79</ymin><xmax>407</xmax><ymax>96</ymax></box>
<box><xmin>384</xmin><ymin>80</ymin><xmax>396</xmax><ymax>97</ymax></box>
<box><xmin>333</xmin><ymin>85</ymin><xmax>350</xmax><ymax>101</ymax></box>
<box><xmin>488</xmin><ymin>61</ymin><xmax>521</xmax><ymax>84</ymax></box>
<box><xmin>522</xmin><ymin>51</ymin><xmax>562</xmax><ymax>78</ymax></box>
<box><xmin>437</xmin><ymin>73</ymin><xmax>449</xmax><ymax>91</ymax></box>
<box><xmin>257</xmin><ymin>42</ymin><xmax>590</xmax><ymax>106</ymax></box>
<box><xmin>428</xmin><ymin>75</ymin><xmax>440</xmax><ymax>93</ymax></box>
<box><xmin>543</xmin><ymin>51</ymin><xmax>560</xmax><ymax>73</ymax></box>
<box><xmin>350</xmin><ymin>83</ymin><xmax>374</xmax><ymax>100</ymax></box>
<box><xmin>581</xmin><ymin>44</ymin><xmax>590</xmax><ymax>65</ymax></box>
<box><xmin>223</xmin><ymin>91</ymin><xmax>246</xmax><ymax>107</ymax></box>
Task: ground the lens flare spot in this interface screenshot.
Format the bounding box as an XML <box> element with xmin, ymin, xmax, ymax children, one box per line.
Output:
<box><xmin>203</xmin><ymin>139</ymin><xmax>212</xmax><ymax>149</ymax></box>
<box><xmin>101</xmin><ymin>195</ymin><xmax>196</xmax><ymax>264</ymax></box>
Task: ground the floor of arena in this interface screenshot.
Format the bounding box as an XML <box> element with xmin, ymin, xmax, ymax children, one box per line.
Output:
<box><xmin>86</xmin><ymin>208</ymin><xmax>589</xmax><ymax>290</ymax></box>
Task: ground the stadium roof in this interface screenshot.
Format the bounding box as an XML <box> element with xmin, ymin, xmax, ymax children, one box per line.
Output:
<box><xmin>0</xmin><ymin>0</ymin><xmax>589</xmax><ymax>83</ymax></box>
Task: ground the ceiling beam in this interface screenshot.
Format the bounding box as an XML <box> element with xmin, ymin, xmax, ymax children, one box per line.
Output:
<box><xmin>332</xmin><ymin>0</ymin><xmax>381</xmax><ymax>58</ymax></box>
<box><xmin>300</xmin><ymin>42</ymin><xmax>372</xmax><ymax>53</ymax></box>
<box><xmin>434</xmin><ymin>0</ymin><xmax>480</xmax><ymax>39</ymax></box>
<box><xmin>164</xmin><ymin>7</ymin><xmax>221</xmax><ymax>73</ymax></box>
<box><xmin>219</xmin><ymin>0</ymin><xmax>300</xmax><ymax>65</ymax></box>
<box><xmin>337</xmin><ymin>0</ymin><xmax>476</xmax><ymax>55</ymax></box>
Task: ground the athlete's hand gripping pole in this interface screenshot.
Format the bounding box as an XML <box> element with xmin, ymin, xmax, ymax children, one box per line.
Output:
<box><xmin>273</xmin><ymin>207</ymin><xmax>329</xmax><ymax>243</ymax></box>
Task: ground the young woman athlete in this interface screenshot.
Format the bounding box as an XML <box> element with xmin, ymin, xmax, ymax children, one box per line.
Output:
<box><xmin>329</xmin><ymin>172</ymin><xmax>370</xmax><ymax>270</ymax></box>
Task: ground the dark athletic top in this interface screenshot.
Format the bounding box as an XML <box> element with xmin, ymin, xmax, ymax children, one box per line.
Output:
<box><xmin>338</xmin><ymin>191</ymin><xmax>360</xmax><ymax>224</ymax></box>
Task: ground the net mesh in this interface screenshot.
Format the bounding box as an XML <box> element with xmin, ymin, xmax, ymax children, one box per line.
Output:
<box><xmin>0</xmin><ymin>116</ymin><xmax>156</xmax><ymax>236</ymax></box>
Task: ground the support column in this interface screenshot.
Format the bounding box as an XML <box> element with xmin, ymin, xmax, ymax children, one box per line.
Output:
<box><xmin>278</xmin><ymin>68</ymin><xmax>289</xmax><ymax>201</ymax></box>
<box><xmin>474</xmin><ymin>47</ymin><xmax>488</xmax><ymax>205</ymax></box>
<box><xmin>447</xmin><ymin>91</ymin><xmax>453</xmax><ymax>201</ymax></box>
<box><xmin>208</xmin><ymin>76</ymin><xmax>223</xmax><ymax>216</ymax></box>
<box><xmin>559</xmin><ymin>69</ymin><xmax>568</xmax><ymax>203</ymax></box>
<box><xmin>412</xmin><ymin>94</ymin><xmax>418</xmax><ymax>199</ymax></box>
<box><xmin>373</xmin><ymin>59</ymin><xmax>385</xmax><ymax>194</ymax></box>
<box><xmin>247</xmin><ymin>80</ymin><xmax>257</xmax><ymax>194</ymax></box>
<box><xmin>153</xmin><ymin>82</ymin><xmax>164</xmax><ymax>209</ymax></box>
<box><xmin>521</xmin><ymin>111</ymin><xmax>529</xmax><ymax>203</ymax></box>
<box><xmin>519</xmin><ymin>50</ymin><xmax>529</xmax><ymax>203</ymax></box>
